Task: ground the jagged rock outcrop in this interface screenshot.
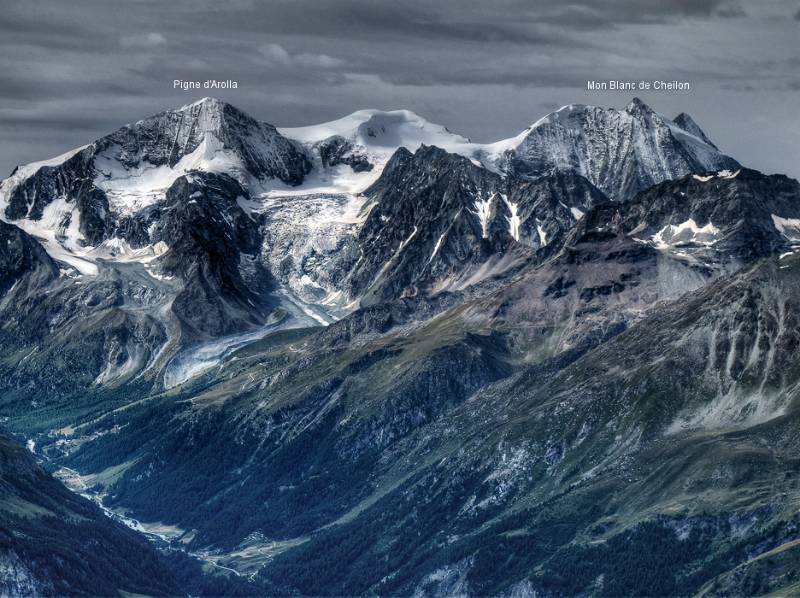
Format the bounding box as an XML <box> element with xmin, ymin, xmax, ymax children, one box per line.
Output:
<box><xmin>316</xmin><ymin>135</ymin><xmax>373</xmax><ymax>172</ymax></box>
<box><xmin>0</xmin><ymin>221</ymin><xmax>58</xmax><ymax>296</ymax></box>
<box><xmin>150</xmin><ymin>171</ymin><xmax>277</xmax><ymax>338</ymax></box>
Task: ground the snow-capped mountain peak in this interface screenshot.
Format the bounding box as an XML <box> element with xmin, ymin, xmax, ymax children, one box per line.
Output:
<box><xmin>0</xmin><ymin>96</ymin><xmax>742</xmax><ymax>301</ymax></box>
<box><xmin>279</xmin><ymin>108</ymin><xmax>476</xmax><ymax>177</ymax></box>
<box><xmin>491</xmin><ymin>98</ymin><xmax>739</xmax><ymax>200</ymax></box>
<box><xmin>281</xmin><ymin>108</ymin><xmax>471</xmax><ymax>151</ymax></box>
<box><xmin>271</xmin><ymin>108</ymin><xmax>479</xmax><ymax>196</ymax></box>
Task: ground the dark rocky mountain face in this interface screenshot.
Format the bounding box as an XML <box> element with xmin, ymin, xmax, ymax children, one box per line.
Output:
<box><xmin>346</xmin><ymin>146</ymin><xmax>606</xmax><ymax>306</ymax></box>
<box><xmin>4</xmin><ymin>149</ymin><xmax>99</xmax><ymax>231</ymax></box>
<box><xmin>345</xmin><ymin>146</ymin><xmax>517</xmax><ymax>305</ymax></box>
<box><xmin>150</xmin><ymin>171</ymin><xmax>277</xmax><ymax>338</ymax></box>
<box><xmin>0</xmin><ymin>221</ymin><xmax>58</xmax><ymax>296</ymax></box>
<box><xmin>1</xmin><ymin>97</ymin><xmax>799</xmax><ymax>596</ymax></box>
<box><xmin>504</xmin><ymin>168</ymin><xmax>607</xmax><ymax>247</ymax></box>
<box><xmin>618</xmin><ymin>168</ymin><xmax>800</xmax><ymax>263</ymax></box>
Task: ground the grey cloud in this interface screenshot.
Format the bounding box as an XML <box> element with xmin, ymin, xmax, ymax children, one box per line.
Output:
<box><xmin>120</xmin><ymin>32</ymin><xmax>167</xmax><ymax>48</ymax></box>
<box><xmin>713</xmin><ymin>5</ymin><xmax>747</xmax><ymax>18</ymax></box>
<box><xmin>258</xmin><ymin>43</ymin><xmax>346</xmax><ymax>68</ymax></box>
<box><xmin>0</xmin><ymin>0</ymin><xmax>798</xmax><ymax>182</ymax></box>
<box><xmin>529</xmin><ymin>0</ymin><xmax>737</xmax><ymax>29</ymax></box>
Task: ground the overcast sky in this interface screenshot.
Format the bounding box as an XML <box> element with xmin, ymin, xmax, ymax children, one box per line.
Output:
<box><xmin>1</xmin><ymin>0</ymin><xmax>798</xmax><ymax>179</ymax></box>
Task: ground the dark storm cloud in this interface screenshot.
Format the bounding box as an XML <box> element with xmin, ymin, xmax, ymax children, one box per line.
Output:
<box><xmin>0</xmin><ymin>0</ymin><xmax>797</xmax><ymax>180</ymax></box>
<box><xmin>157</xmin><ymin>0</ymin><xmax>751</xmax><ymax>46</ymax></box>
<box><xmin>178</xmin><ymin>0</ymin><xmax>742</xmax><ymax>35</ymax></box>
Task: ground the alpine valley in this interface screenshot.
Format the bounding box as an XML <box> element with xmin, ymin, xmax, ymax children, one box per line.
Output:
<box><xmin>1</xmin><ymin>96</ymin><xmax>799</xmax><ymax>596</ymax></box>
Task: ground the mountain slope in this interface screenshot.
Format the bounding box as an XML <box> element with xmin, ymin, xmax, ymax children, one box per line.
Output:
<box><xmin>0</xmin><ymin>435</ymin><xmax>178</xmax><ymax>596</ymax></box>
<box><xmin>0</xmin><ymin>220</ymin><xmax>58</xmax><ymax>296</ymax></box>
<box><xmin>1</xmin><ymin>96</ymin><xmax>796</xmax><ymax>596</ymax></box>
<box><xmin>149</xmin><ymin>171</ymin><xmax>278</xmax><ymax>338</ymax></box>
<box><xmin>23</xmin><ymin>162</ymin><xmax>797</xmax><ymax>589</ymax></box>
<box><xmin>252</xmin><ymin>252</ymin><xmax>800</xmax><ymax>596</ymax></box>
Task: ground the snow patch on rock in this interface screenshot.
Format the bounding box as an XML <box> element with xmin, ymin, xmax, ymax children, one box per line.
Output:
<box><xmin>652</xmin><ymin>218</ymin><xmax>721</xmax><ymax>248</ymax></box>
<box><xmin>771</xmin><ymin>214</ymin><xmax>800</xmax><ymax>242</ymax></box>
